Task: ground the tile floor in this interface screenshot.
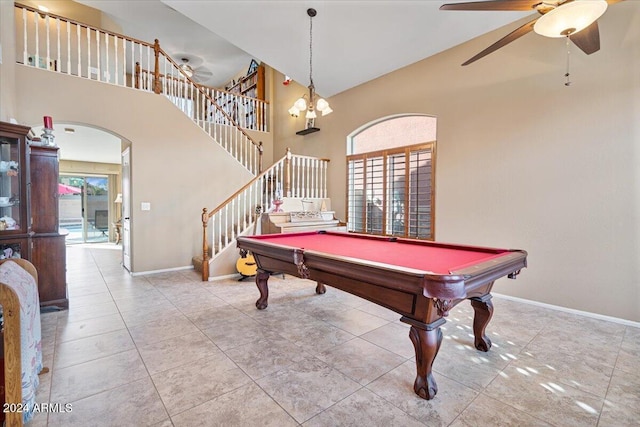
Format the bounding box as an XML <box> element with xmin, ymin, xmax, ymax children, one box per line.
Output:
<box><xmin>28</xmin><ymin>244</ymin><xmax>640</xmax><ymax>426</ymax></box>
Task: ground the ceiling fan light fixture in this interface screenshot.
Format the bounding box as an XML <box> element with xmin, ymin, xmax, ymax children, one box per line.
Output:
<box><xmin>179</xmin><ymin>58</ymin><xmax>194</xmax><ymax>78</ymax></box>
<box><xmin>534</xmin><ymin>0</ymin><xmax>608</xmax><ymax>38</ymax></box>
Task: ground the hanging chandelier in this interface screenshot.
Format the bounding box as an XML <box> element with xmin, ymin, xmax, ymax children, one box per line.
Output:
<box><xmin>289</xmin><ymin>8</ymin><xmax>333</xmax><ymax>135</ymax></box>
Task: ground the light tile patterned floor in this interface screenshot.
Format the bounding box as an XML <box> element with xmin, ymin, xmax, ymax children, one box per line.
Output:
<box><xmin>29</xmin><ymin>244</ymin><xmax>640</xmax><ymax>426</ymax></box>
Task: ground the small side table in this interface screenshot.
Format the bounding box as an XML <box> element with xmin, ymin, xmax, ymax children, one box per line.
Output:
<box><xmin>113</xmin><ymin>220</ymin><xmax>122</xmax><ymax>244</ymax></box>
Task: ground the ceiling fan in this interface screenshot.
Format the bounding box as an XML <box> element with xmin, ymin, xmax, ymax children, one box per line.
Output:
<box><xmin>177</xmin><ymin>56</ymin><xmax>214</xmax><ymax>84</ymax></box>
<box><xmin>440</xmin><ymin>0</ymin><xmax>625</xmax><ymax>66</ymax></box>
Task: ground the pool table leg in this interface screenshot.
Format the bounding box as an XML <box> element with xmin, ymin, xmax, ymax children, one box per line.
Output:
<box><xmin>255</xmin><ymin>269</ymin><xmax>270</xmax><ymax>310</ymax></box>
<box><xmin>408</xmin><ymin>325</ymin><xmax>443</xmax><ymax>400</ymax></box>
<box><xmin>470</xmin><ymin>295</ymin><xmax>493</xmax><ymax>352</ymax></box>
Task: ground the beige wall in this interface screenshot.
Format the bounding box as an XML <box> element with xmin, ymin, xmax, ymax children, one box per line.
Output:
<box><xmin>17</xmin><ymin>0</ymin><xmax>122</xmax><ymax>33</ymax></box>
<box><xmin>16</xmin><ymin>66</ymin><xmax>254</xmax><ymax>273</ymax></box>
<box><xmin>272</xmin><ymin>4</ymin><xmax>640</xmax><ymax>322</ymax></box>
<box><xmin>5</xmin><ymin>1</ymin><xmax>638</xmax><ymax>321</ymax></box>
<box><xmin>0</xmin><ymin>0</ymin><xmax>17</xmax><ymax>122</ymax></box>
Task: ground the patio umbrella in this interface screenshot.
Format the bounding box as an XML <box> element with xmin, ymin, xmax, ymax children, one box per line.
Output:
<box><xmin>58</xmin><ymin>183</ymin><xmax>82</xmax><ymax>195</ymax></box>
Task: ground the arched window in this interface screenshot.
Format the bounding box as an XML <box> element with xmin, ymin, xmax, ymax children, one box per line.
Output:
<box><xmin>347</xmin><ymin>115</ymin><xmax>436</xmax><ymax>239</ymax></box>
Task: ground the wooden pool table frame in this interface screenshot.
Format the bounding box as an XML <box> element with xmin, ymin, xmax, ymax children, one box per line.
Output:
<box><xmin>237</xmin><ymin>231</ymin><xmax>527</xmax><ymax>400</ymax></box>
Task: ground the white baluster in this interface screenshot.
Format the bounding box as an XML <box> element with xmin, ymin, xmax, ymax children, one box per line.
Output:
<box><xmin>55</xmin><ymin>18</ymin><xmax>61</xmax><ymax>72</ymax></box>
<box><xmin>146</xmin><ymin>44</ymin><xmax>151</xmax><ymax>90</ymax></box>
<box><xmin>34</xmin><ymin>11</ymin><xmax>39</xmax><ymax>67</ymax></box>
<box><xmin>21</xmin><ymin>8</ymin><xmax>27</xmax><ymax>65</ymax></box>
<box><xmin>297</xmin><ymin>157</ymin><xmax>302</xmax><ymax>198</ymax></box>
<box><xmin>86</xmin><ymin>27</ymin><xmax>91</xmax><ymax>78</ymax></box>
<box><xmin>130</xmin><ymin>39</ymin><xmax>135</xmax><ymax>88</ymax></box>
<box><xmin>113</xmin><ymin>35</ymin><xmax>118</xmax><ymax>85</ymax></box>
<box><xmin>121</xmin><ymin>37</ymin><xmax>126</xmax><ymax>87</ymax></box>
<box><xmin>324</xmin><ymin>161</ymin><xmax>328</xmax><ymax>198</ymax></box>
<box><xmin>224</xmin><ymin>205</ymin><xmax>229</xmax><ymax>247</ymax></box>
<box><xmin>66</xmin><ymin>20</ymin><xmax>71</xmax><ymax>75</ymax></box>
<box><xmin>76</xmin><ymin>24</ymin><xmax>81</xmax><ymax>76</ymax></box>
<box><xmin>217</xmin><ymin>212</ymin><xmax>222</xmax><ymax>255</ymax></box>
<box><xmin>96</xmin><ymin>30</ymin><xmax>101</xmax><ymax>81</ymax></box>
<box><xmin>45</xmin><ymin>14</ymin><xmax>51</xmax><ymax>69</ymax></box>
<box><xmin>105</xmin><ymin>33</ymin><xmax>109</xmax><ymax>83</ymax></box>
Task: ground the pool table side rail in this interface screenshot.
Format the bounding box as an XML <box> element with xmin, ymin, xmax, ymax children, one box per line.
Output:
<box><xmin>449</xmin><ymin>251</ymin><xmax>527</xmax><ymax>295</ymax></box>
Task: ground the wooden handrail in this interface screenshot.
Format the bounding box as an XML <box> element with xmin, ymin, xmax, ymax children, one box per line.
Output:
<box><xmin>154</xmin><ymin>46</ymin><xmax>262</xmax><ymax>149</ymax></box>
<box><xmin>204</xmin><ymin>148</ymin><xmax>285</xmax><ymax>222</ymax></box>
<box><xmin>202</xmin><ymin>148</ymin><xmax>330</xmax><ymax>221</ymax></box>
<box><xmin>200</xmin><ymin>148</ymin><xmax>331</xmax><ymax>280</ymax></box>
<box><xmin>203</xmin><ymin>86</ymin><xmax>271</xmax><ymax>103</ymax></box>
<box><xmin>134</xmin><ymin>58</ymin><xmax>270</xmax><ymax>105</ymax></box>
<box><xmin>200</xmin><ymin>149</ymin><xmax>287</xmax><ymax>280</ymax></box>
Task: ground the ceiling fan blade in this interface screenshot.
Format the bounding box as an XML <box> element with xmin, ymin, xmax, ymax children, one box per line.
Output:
<box><xmin>570</xmin><ymin>21</ymin><xmax>600</xmax><ymax>55</ymax></box>
<box><xmin>440</xmin><ymin>0</ymin><xmax>540</xmax><ymax>11</ymax></box>
<box><xmin>606</xmin><ymin>0</ymin><xmax>626</xmax><ymax>5</ymax></box>
<box><xmin>462</xmin><ymin>18</ymin><xmax>537</xmax><ymax>65</ymax></box>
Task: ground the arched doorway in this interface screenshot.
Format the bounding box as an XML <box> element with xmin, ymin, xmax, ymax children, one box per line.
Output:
<box><xmin>32</xmin><ymin>123</ymin><xmax>124</xmax><ymax>244</ymax></box>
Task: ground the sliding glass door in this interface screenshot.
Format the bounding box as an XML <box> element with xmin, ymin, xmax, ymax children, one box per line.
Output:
<box><xmin>59</xmin><ymin>175</ymin><xmax>110</xmax><ymax>243</ymax></box>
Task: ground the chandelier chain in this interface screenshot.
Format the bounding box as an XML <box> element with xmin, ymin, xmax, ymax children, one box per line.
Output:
<box><xmin>309</xmin><ymin>11</ymin><xmax>314</xmax><ymax>88</ymax></box>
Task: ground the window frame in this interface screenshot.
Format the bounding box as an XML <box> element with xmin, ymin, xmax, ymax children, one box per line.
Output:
<box><xmin>346</xmin><ymin>141</ymin><xmax>436</xmax><ymax>240</ymax></box>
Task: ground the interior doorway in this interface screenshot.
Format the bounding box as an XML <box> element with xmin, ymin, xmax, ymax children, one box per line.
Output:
<box><xmin>59</xmin><ymin>175</ymin><xmax>110</xmax><ymax>244</ymax></box>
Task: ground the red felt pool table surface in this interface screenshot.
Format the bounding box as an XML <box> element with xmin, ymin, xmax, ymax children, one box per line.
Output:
<box><xmin>247</xmin><ymin>231</ymin><xmax>511</xmax><ymax>275</ymax></box>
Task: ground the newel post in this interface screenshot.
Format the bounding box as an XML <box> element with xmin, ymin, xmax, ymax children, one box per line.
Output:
<box><xmin>134</xmin><ymin>62</ymin><xmax>141</xmax><ymax>89</ymax></box>
<box><xmin>201</xmin><ymin>208</ymin><xmax>210</xmax><ymax>281</ymax></box>
<box><xmin>153</xmin><ymin>39</ymin><xmax>161</xmax><ymax>94</ymax></box>
<box><xmin>285</xmin><ymin>148</ymin><xmax>292</xmax><ymax>197</ymax></box>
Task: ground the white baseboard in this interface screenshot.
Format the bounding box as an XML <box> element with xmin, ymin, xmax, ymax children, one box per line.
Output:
<box><xmin>493</xmin><ymin>293</ymin><xmax>640</xmax><ymax>328</ymax></box>
<box><xmin>131</xmin><ymin>265</ymin><xmax>194</xmax><ymax>277</ymax></box>
<box><xmin>208</xmin><ymin>273</ymin><xmax>241</xmax><ymax>282</ymax></box>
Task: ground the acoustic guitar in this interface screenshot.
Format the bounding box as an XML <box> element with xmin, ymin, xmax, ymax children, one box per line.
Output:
<box><xmin>236</xmin><ymin>253</ymin><xmax>257</xmax><ymax>281</ymax></box>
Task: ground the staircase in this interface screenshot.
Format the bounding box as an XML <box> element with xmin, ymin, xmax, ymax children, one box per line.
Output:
<box><xmin>15</xmin><ymin>3</ymin><xmax>330</xmax><ymax>278</ymax></box>
<box><xmin>198</xmin><ymin>149</ymin><xmax>330</xmax><ymax>280</ymax></box>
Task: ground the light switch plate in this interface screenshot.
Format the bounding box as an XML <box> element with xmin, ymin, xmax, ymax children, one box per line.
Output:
<box><xmin>141</xmin><ymin>202</ymin><xmax>151</xmax><ymax>211</ymax></box>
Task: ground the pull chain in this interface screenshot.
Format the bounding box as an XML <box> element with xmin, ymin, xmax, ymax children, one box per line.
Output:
<box><xmin>564</xmin><ymin>35</ymin><xmax>572</xmax><ymax>87</ymax></box>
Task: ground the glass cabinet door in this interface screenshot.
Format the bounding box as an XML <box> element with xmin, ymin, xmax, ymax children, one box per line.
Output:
<box><xmin>0</xmin><ymin>239</ymin><xmax>27</xmax><ymax>260</ymax></box>
<box><xmin>0</xmin><ymin>127</ymin><xmax>27</xmax><ymax>234</ymax></box>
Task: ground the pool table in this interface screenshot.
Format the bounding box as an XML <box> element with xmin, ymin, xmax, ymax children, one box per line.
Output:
<box><xmin>236</xmin><ymin>231</ymin><xmax>527</xmax><ymax>400</ymax></box>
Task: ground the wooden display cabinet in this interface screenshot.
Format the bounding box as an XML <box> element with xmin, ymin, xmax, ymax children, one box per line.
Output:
<box><xmin>30</xmin><ymin>146</ymin><xmax>59</xmax><ymax>233</ymax></box>
<box><xmin>0</xmin><ymin>121</ymin><xmax>68</xmax><ymax>308</ymax></box>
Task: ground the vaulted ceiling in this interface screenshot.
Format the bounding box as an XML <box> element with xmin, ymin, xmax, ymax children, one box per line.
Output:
<box><xmin>76</xmin><ymin>0</ymin><xmax>537</xmax><ymax>97</ymax></box>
